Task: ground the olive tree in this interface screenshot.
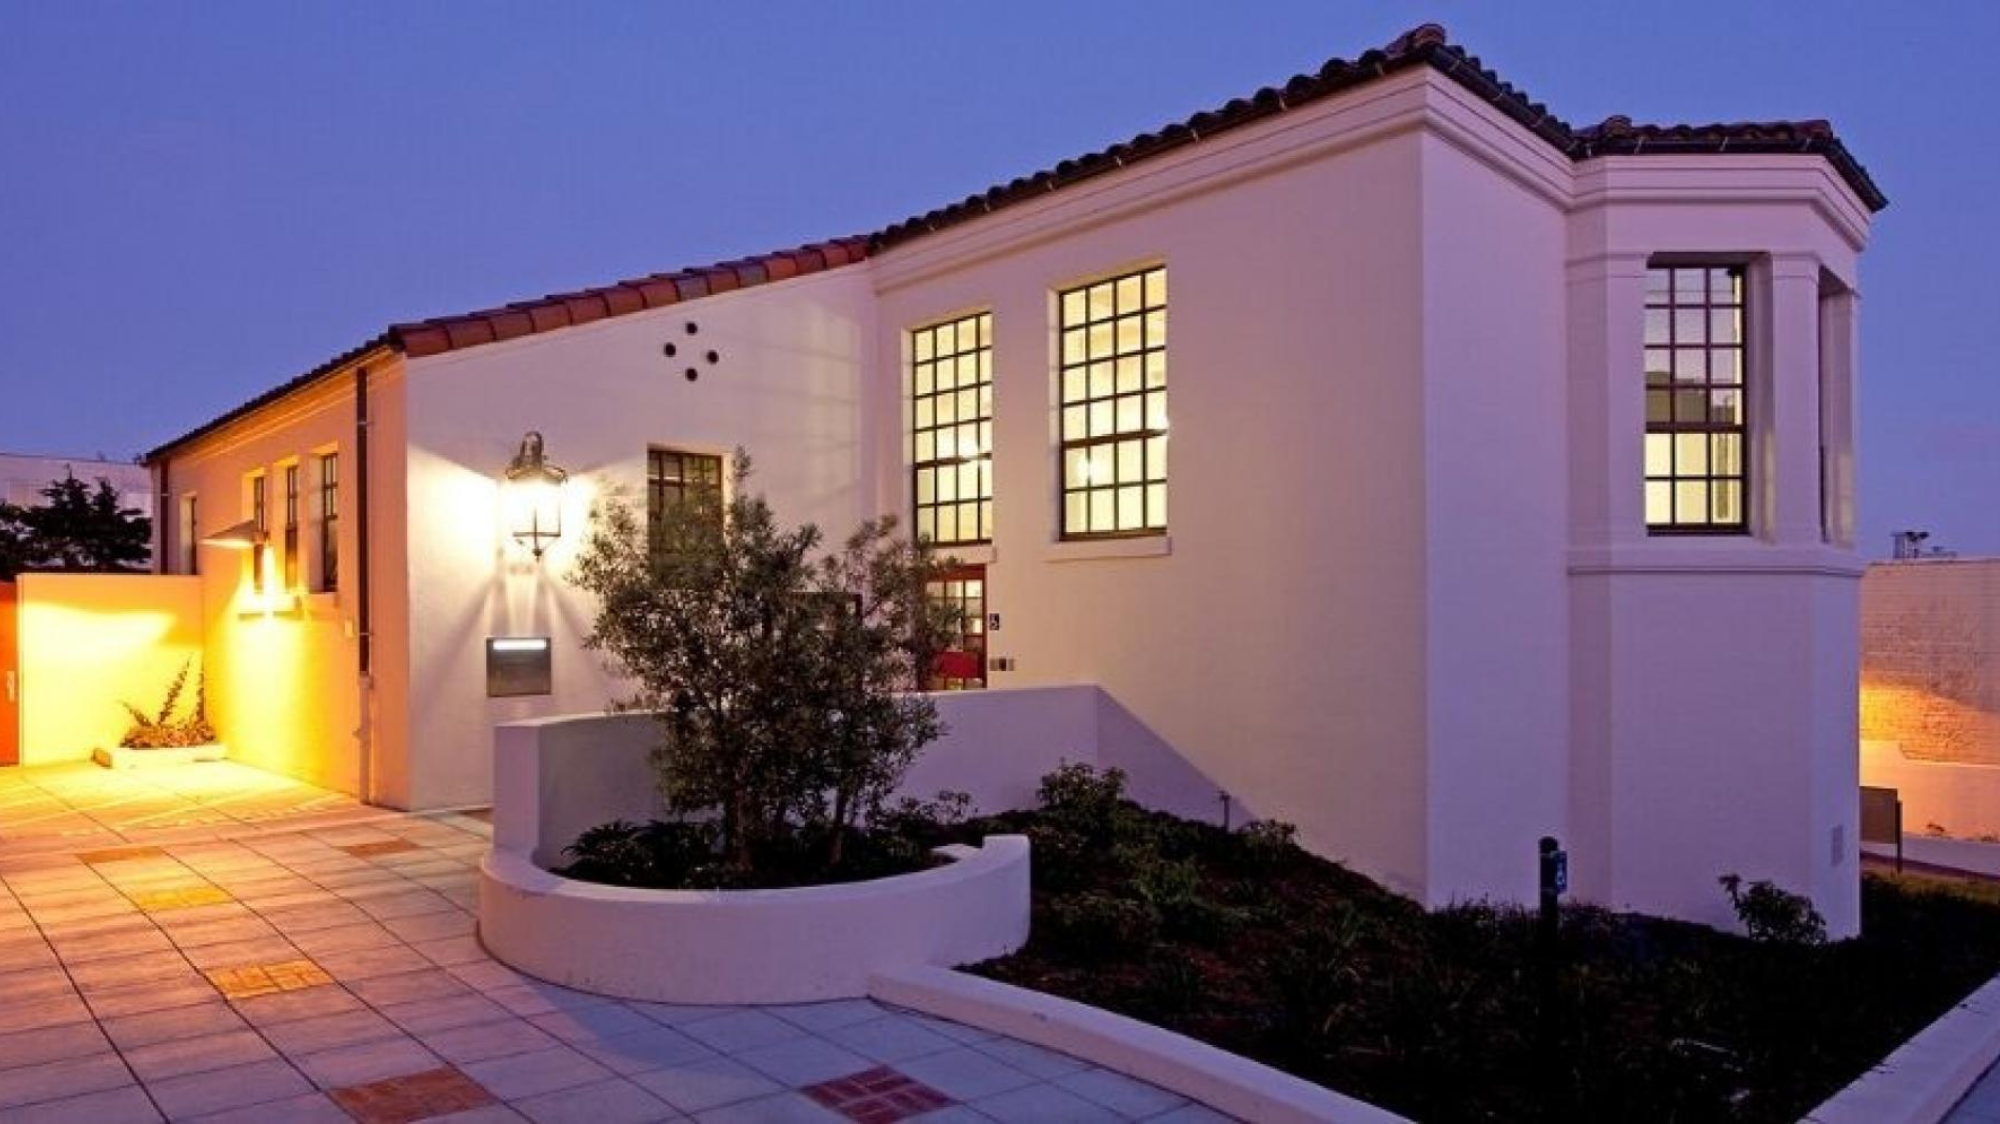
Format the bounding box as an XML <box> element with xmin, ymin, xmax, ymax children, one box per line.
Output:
<box><xmin>571</xmin><ymin>450</ymin><xmax>957</xmax><ymax>873</ymax></box>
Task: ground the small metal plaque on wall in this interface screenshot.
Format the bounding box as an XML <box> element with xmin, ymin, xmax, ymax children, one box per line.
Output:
<box><xmin>486</xmin><ymin>637</ymin><xmax>552</xmax><ymax>697</ymax></box>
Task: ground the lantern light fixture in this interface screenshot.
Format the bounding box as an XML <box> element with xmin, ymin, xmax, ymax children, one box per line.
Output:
<box><xmin>504</xmin><ymin>431</ymin><xmax>568</xmax><ymax>560</ymax></box>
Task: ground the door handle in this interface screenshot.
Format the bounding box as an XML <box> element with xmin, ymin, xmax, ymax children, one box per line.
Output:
<box><xmin>5</xmin><ymin>670</ymin><xmax>14</xmax><ymax>703</ymax></box>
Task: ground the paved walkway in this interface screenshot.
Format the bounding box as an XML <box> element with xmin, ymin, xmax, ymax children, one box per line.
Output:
<box><xmin>0</xmin><ymin>762</ymin><xmax>372</xmax><ymax>855</ymax></box>
<box><xmin>0</xmin><ymin>784</ymin><xmax>1226</xmax><ymax>1122</ymax></box>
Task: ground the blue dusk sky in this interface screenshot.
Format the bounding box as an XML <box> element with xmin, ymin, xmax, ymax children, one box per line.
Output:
<box><xmin>0</xmin><ymin>2</ymin><xmax>1993</xmax><ymax>556</ymax></box>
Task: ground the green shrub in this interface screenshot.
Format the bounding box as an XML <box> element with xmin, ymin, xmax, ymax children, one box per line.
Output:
<box><xmin>1719</xmin><ymin>874</ymin><xmax>1827</xmax><ymax>946</ymax></box>
<box><xmin>561</xmin><ymin>819</ymin><xmax>722</xmax><ymax>888</ymax></box>
<box><xmin>865</xmin><ymin>790</ymin><xmax>974</xmax><ymax>868</ymax></box>
<box><xmin>1038</xmin><ymin>762</ymin><xmax>1127</xmax><ymax>822</ymax></box>
<box><xmin>1234</xmin><ymin>818</ymin><xmax>1300</xmax><ymax>869</ymax></box>
<box><xmin>1043</xmin><ymin>891</ymin><xmax>1160</xmax><ymax>960</ymax></box>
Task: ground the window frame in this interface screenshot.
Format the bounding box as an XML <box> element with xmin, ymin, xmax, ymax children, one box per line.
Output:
<box><xmin>1057</xmin><ymin>264</ymin><xmax>1167</xmax><ymax>541</ymax></box>
<box><xmin>1643</xmin><ymin>262</ymin><xmax>1750</xmax><ymax>536</ymax></box>
<box><xmin>318</xmin><ymin>453</ymin><xmax>338</xmax><ymax>593</ymax></box>
<box><xmin>645</xmin><ymin>447</ymin><xmax>725</xmax><ymax>553</ymax></box>
<box><xmin>909</xmin><ymin>310</ymin><xmax>993</xmax><ymax>548</ymax></box>
<box><xmin>282</xmin><ymin>463</ymin><xmax>301</xmax><ymax>589</ymax></box>
<box><xmin>249</xmin><ymin>472</ymin><xmax>268</xmax><ymax>593</ymax></box>
<box><xmin>179</xmin><ymin>494</ymin><xmax>199</xmax><ymax>576</ymax></box>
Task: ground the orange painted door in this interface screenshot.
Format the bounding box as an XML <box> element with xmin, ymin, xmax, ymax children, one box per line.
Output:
<box><xmin>0</xmin><ymin>582</ymin><xmax>16</xmax><ymax>766</ymax></box>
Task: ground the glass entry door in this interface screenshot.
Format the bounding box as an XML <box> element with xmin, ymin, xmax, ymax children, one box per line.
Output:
<box><xmin>926</xmin><ymin>565</ymin><xmax>986</xmax><ymax>690</ymax></box>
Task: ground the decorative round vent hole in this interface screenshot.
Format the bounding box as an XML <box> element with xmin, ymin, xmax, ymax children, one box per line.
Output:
<box><xmin>663</xmin><ymin>342</ymin><xmax>678</xmax><ymax>357</ymax></box>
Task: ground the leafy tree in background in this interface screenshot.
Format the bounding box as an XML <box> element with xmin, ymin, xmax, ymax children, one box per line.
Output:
<box><xmin>0</xmin><ymin>473</ymin><xmax>152</xmax><ymax>579</ymax></box>
<box><xmin>572</xmin><ymin>449</ymin><xmax>956</xmax><ymax>873</ymax></box>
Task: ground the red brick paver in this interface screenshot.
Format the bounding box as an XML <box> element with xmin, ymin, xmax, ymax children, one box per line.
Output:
<box><xmin>330</xmin><ymin>1065</ymin><xmax>497</xmax><ymax>1124</ymax></box>
<box><xmin>805</xmin><ymin>1065</ymin><xmax>954</xmax><ymax>1123</ymax></box>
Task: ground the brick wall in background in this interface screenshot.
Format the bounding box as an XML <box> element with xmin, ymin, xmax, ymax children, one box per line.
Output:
<box><xmin>1861</xmin><ymin>559</ymin><xmax>2000</xmax><ymax>765</ymax></box>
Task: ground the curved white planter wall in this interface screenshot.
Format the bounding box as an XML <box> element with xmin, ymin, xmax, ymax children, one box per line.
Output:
<box><xmin>480</xmin><ymin>711</ymin><xmax>1031</xmax><ymax>1003</ymax></box>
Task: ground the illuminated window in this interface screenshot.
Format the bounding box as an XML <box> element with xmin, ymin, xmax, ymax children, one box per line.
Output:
<box><xmin>646</xmin><ymin>448</ymin><xmax>723</xmax><ymax>551</ymax></box>
<box><xmin>1059</xmin><ymin>266</ymin><xmax>1166</xmax><ymax>538</ymax></box>
<box><xmin>926</xmin><ymin>566</ymin><xmax>986</xmax><ymax>690</ymax></box>
<box><xmin>1645</xmin><ymin>264</ymin><xmax>1747</xmax><ymax>533</ymax></box>
<box><xmin>282</xmin><ymin>464</ymin><xmax>300</xmax><ymax>589</ymax></box>
<box><xmin>318</xmin><ymin>454</ymin><xmax>338</xmax><ymax>593</ymax></box>
<box><xmin>911</xmin><ymin>312</ymin><xmax>992</xmax><ymax>546</ymax></box>
<box><xmin>249</xmin><ymin>472</ymin><xmax>267</xmax><ymax>593</ymax></box>
<box><xmin>178</xmin><ymin>495</ymin><xmax>198</xmax><ymax>576</ymax></box>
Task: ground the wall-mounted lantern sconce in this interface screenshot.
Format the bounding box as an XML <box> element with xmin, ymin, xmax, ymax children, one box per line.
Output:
<box><xmin>504</xmin><ymin>431</ymin><xmax>568</xmax><ymax>560</ymax></box>
<box><xmin>200</xmin><ymin>520</ymin><xmax>267</xmax><ymax>550</ymax></box>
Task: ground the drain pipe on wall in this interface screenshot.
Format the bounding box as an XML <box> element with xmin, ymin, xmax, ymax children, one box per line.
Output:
<box><xmin>354</xmin><ymin>363</ymin><xmax>375</xmax><ymax>805</ymax></box>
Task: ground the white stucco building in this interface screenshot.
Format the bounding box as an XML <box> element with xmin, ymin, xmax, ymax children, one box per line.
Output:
<box><xmin>136</xmin><ymin>25</ymin><xmax>1884</xmax><ymax>933</ymax></box>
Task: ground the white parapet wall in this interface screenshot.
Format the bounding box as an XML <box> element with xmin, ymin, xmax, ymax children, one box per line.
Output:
<box><xmin>482</xmin><ymin>707</ymin><xmax>1036</xmax><ymax>1003</ymax></box>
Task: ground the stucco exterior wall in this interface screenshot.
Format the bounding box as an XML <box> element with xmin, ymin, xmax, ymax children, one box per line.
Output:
<box><xmin>1564</xmin><ymin>153</ymin><xmax>1869</xmax><ymax>934</ymax></box>
<box><xmin>396</xmin><ymin>266</ymin><xmax>877</xmax><ymax>809</ymax></box>
<box><xmin>1415</xmin><ymin>117</ymin><xmax>1571</xmax><ymax>907</ymax></box>
<box><xmin>871</xmin><ymin>70</ymin><xmax>1434</xmax><ymax>897</ymax></box>
<box><xmin>151</xmin><ymin>359</ymin><xmax>399</xmax><ymax>797</ymax></box>
<box><xmin>14</xmin><ymin>573</ymin><xmax>202</xmax><ymax>763</ymax></box>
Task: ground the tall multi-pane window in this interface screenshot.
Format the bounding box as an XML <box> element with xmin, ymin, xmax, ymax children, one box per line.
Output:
<box><xmin>646</xmin><ymin>449</ymin><xmax>723</xmax><ymax>551</ymax></box>
<box><xmin>1059</xmin><ymin>266</ymin><xmax>1166</xmax><ymax>538</ymax></box>
<box><xmin>282</xmin><ymin>465</ymin><xmax>301</xmax><ymax>589</ymax></box>
<box><xmin>1644</xmin><ymin>264</ymin><xmax>1747</xmax><ymax>533</ymax></box>
<box><xmin>250</xmin><ymin>473</ymin><xmax>267</xmax><ymax>593</ymax></box>
<box><xmin>911</xmin><ymin>312</ymin><xmax>992</xmax><ymax>546</ymax></box>
<box><xmin>318</xmin><ymin>454</ymin><xmax>338</xmax><ymax>593</ymax></box>
<box><xmin>179</xmin><ymin>495</ymin><xmax>198</xmax><ymax>576</ymax></box>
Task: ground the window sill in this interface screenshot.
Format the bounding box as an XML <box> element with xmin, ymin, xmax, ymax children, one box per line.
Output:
<box><xmin>1043</xmin><ymin>535</ymin><xmax>1171</xmax><ymax>563</ymax></box>
<box><xmin>933</xmin><ymin>544</ymin><xmax>995</xmax><ymax>566</ymax></box>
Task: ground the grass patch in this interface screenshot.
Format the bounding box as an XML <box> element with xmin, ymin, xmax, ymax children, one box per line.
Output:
<box><xmin>943</xmin><ymin>765</ymin><xmax>2000</xmax><ymax>1123</ymax></box>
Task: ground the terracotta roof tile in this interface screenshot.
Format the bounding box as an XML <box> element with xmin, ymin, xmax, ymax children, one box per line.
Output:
<box><xmin>148</xmin><ymin>25</ymin><xmax>1882</xmax><ymax>461</ymax></box>
<box><xmin>636</xmin><ymin>277</ymin><xmax>681</xmax><ymax>307</ymax></box>
<box><xmin>600</xmin><ymin>286</ymin><xmax>646</xmax><ymax>317</ymax></box>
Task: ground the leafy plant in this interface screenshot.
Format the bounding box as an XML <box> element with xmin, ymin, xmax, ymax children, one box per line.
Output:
<box><xmin>1719</xmin><ymin>874</ymin><xmax>1827</xmax><ymax>946</ymax></box>
<box><xmin>1043</xmin><ymin>891</ymin><xmax>1160</xmax><ymax>960</ymax></box>
<box><xmin>118</xmin><ymin>658</ymin><xmax>216</xmax><ymax>749</ymax></box>
<box><xmin>570</xmin><ymin>449</ymin><xmax>958</xmax><ymax>878</ymax></box>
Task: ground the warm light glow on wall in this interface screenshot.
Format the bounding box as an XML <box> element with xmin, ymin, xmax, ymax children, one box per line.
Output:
<box><xmin>1861</xmin><ymin>679</ymin><xmax>2000</xmax><ymax>764</ymax></box>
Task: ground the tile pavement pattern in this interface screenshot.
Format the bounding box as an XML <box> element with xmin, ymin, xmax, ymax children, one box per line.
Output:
<box><xmin>0</xmin><ymin>762</ymin><xmax>374</xmax><ymax>856</ymax></box>
<box><xmin>0</xmin><ymin>789</ymin><xmax>1233</xmax><ymax>1122</ymax></box>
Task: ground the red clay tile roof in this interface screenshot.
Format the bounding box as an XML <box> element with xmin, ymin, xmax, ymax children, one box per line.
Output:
<box><xmin>870</xmin><ymin>24</ymin><xmax>1883</xmax><ymax>249</ymax></box>
<box><xmin>147</xmin><ymin>23</ymin><xmax>1882</xmax><ymax>462</ymax></box>
<box><xmin>388</xmin><ymin>237</ymin><xmax>871</xmax><ymax>359</ymax></box>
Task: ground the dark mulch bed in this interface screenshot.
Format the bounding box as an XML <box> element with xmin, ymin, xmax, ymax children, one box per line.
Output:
<box><xmin>935</xmin><ymin>779</ymin><xmax>2000</xmax><ymax>1123</ymax></box>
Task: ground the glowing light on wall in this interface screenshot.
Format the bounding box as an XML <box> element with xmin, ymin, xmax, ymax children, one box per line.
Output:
<box><xmin>504</xmin><ymin>432</ymin><xmax>568</xmax><ymax>561</ymax></box>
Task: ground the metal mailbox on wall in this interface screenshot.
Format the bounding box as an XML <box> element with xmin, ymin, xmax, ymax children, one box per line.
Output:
<box><xmin>487</xmin><ymin>637</ymin><xmax>552</xmax><ymax>697</ymax></box>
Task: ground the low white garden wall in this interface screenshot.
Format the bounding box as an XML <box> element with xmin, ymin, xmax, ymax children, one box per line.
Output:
<box><xmin>481</xmin><ymin>709</ymin><xmax>1034</xmax><ymax>1003</ymax></box>
<box><xmin>490</xmin><ymin>686</ymin><xmax>1234</xmax><ymax>872</ymax></box>
<box><xmin>479</xmin><ymin>837</ymin><xmax>1029</xmax><ymax>1004</ymax></box>
<box><xmin>1863</xmin><ymin>739</ymin><xmax>2000</xmax><ymax>842</ymax></box>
